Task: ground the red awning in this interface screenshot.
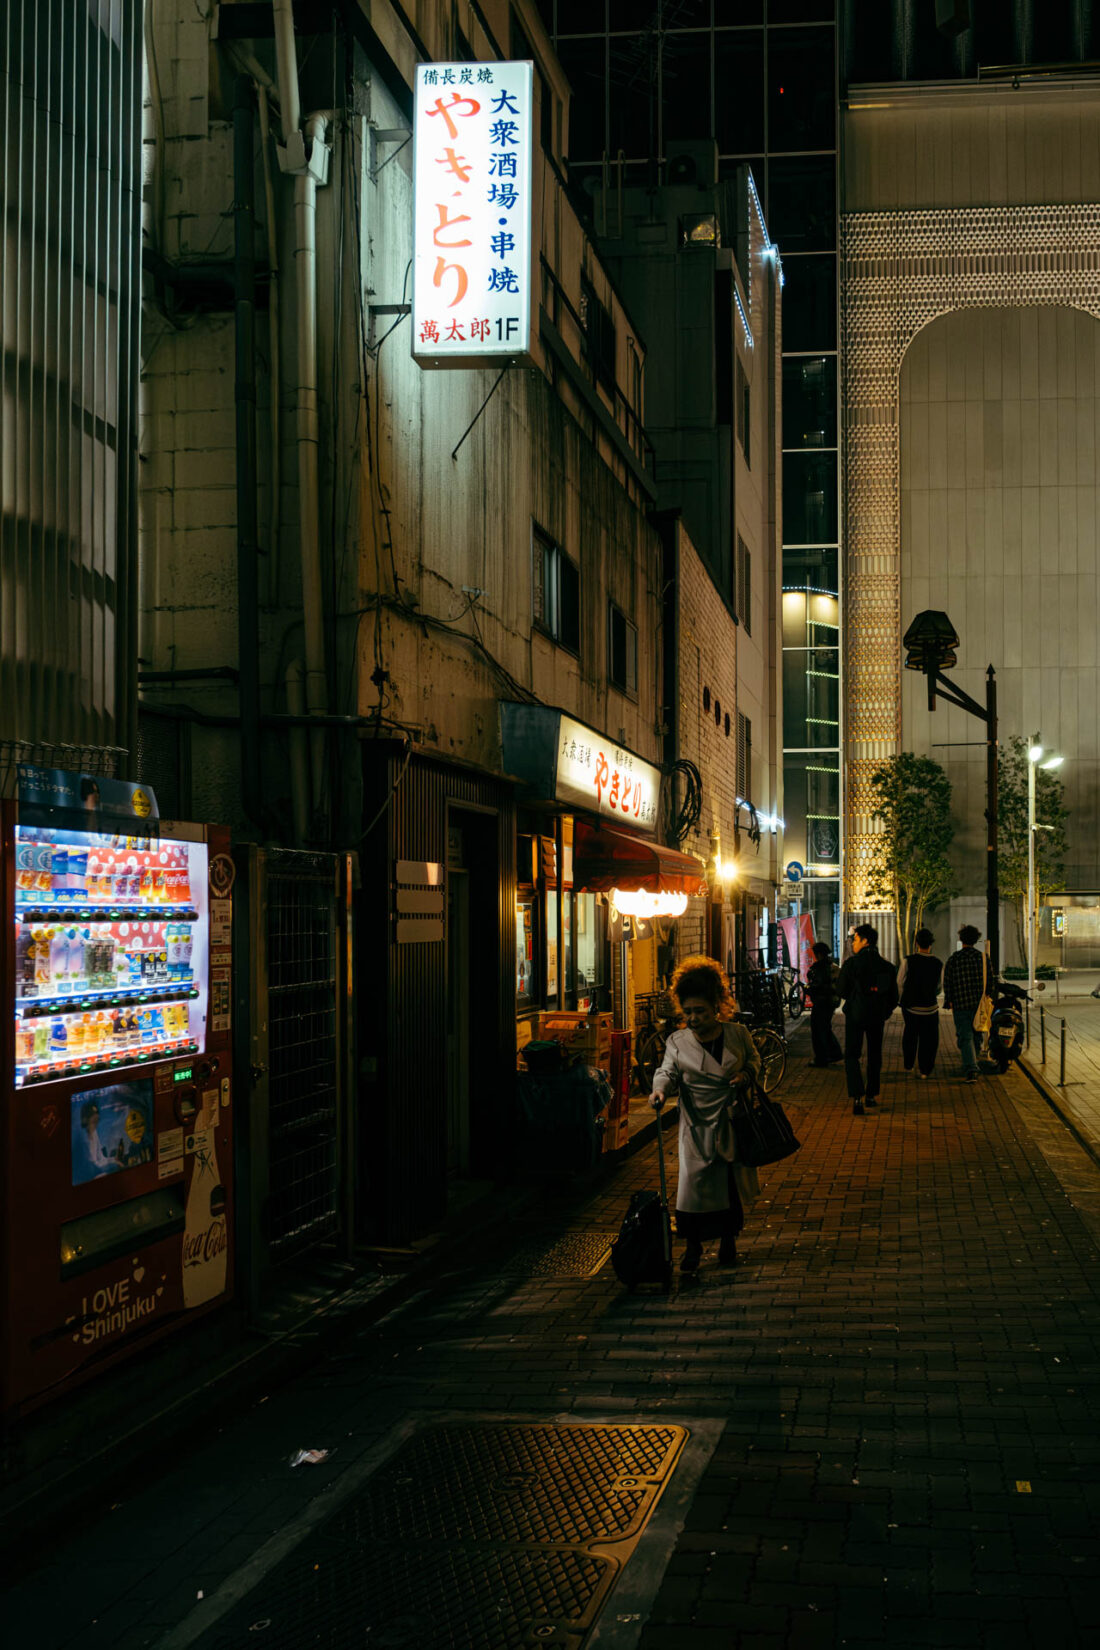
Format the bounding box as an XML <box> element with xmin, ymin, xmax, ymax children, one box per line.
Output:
<box><xmin>572</xmin><ymin>820</ymin><xmax>708</xmax><ymax>896</ymax></box>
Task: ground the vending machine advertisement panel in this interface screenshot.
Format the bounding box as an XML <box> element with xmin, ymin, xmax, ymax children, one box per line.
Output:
<box><xmin>1</xmin><ymin>773</ymin><xmax>234</xmax><ymax>1416</ymax></box>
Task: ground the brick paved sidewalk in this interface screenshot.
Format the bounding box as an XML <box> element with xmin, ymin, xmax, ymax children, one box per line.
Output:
<box><xmin>7</xmin><ymin>1022</ymin><xmax>1100</xmax><ymax>1649</ymax></box>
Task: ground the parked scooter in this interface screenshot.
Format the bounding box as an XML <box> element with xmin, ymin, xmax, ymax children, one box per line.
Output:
<box><xmin>986</xmin><ymin>976</ymin><xmax>1030</xmax><ymax>1072</ymax></box>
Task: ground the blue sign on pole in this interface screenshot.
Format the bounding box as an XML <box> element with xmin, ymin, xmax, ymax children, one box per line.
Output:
<box><xmin>785</xmin><ymin>861</ymin><xmax>804</xmax><ymax>884</ymax></box>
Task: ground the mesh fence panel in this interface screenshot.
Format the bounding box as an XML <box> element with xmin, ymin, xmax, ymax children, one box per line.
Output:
<box><xmin>265</xmin><ymin>851</ymin><xmax>341</xmax><ymax>1259</ymax></box>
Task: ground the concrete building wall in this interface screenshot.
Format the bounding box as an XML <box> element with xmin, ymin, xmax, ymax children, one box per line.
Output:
<box><xmin>842</xmin><ymin>81</ymin><xmax>1100</xmax><ymax>946</ymax></box>
<box><xmin>899</xmin><ymin>305</ymin><xmax>1100</xmax><ymax>924</ymax></box>
<box><xmin>671</xmin><ymin>518</ymin><xmax>782</xmax><ymax>970</ymax></box>
<box><xmin>845</xmin><ymin>85</ymin><xmax>1100</xmax><ymax>213</ymax></box>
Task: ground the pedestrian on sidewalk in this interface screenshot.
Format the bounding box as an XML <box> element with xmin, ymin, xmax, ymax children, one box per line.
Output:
<box><xmin>806</xmin><ymin>941</ymin><xmax>844</xmax><ymax>1067</ymax></box>
<box><xmin>650</xmin><ymin>955</ymin><xmax>762</xmax><ymax>1275</ymax></box>
<box><xmin>836</xmin><ymin>923</ymin><xmax>899</xmax><ymax>1115</ymax></box>
<box><xmin>898</xmin><ymin>928</ymin><xmax>942</xmax><ymax>1079</ymax></box>
<box><xmin>942</xmin><ymin>924</ymin><xmax>987</xmax><ymax>1081</ymax></box>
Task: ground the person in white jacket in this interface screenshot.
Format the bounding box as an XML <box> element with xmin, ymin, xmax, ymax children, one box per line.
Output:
<box><xmin>650</xmin><ymin>955</ymin><xmax>762</xmax><ymax>1274</ymax></box>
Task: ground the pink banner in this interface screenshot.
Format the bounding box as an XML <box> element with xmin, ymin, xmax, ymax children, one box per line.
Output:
<box><xmin>779</xmin><ymin>913</ymin><xmax>817</xmax><ymax>983</ymax></box>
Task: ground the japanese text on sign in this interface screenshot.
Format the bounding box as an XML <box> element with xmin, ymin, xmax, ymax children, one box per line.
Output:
<box><xmin>554</xmin><ymin>714</ymin><xmax>660</xmax><ymax>835</ymax></box>
<box><xmin>413</xmin><ymin>61</ymin><xmax>534</xmax><ymax>364</ymax></box>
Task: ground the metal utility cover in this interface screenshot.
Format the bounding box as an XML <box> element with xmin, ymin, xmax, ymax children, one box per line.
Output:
<box><xmin>503</xmin><ymin>1231</ymin><xmax>616</xmax><ymax>1279</ymax></box>
<box><xmin>197</xmin><ymin>1421</ymin><xmax>687</xmax><ymax>1650</ymax></box>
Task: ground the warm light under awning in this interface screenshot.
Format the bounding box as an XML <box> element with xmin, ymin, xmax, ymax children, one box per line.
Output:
<box><xmin>572</xmin><ymin>820</ymin><xmax>708</xmax><ymax>897</ymax></box>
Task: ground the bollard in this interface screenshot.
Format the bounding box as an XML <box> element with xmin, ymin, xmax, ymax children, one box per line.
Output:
<box><xmin>1060</xmin><ymin>1019</ymin><xmax>1067</xmax><ymax>1087</ymax></box>
<box><xmin>1040</xmin><ymin>1004</ymin><xmax>1046</xmax><ymax>1064</ymax></box>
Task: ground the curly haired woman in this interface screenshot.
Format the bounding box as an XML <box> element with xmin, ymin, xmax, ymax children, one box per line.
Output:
<box><xmin>649</xmin><ymin>955</ymin><xmax>762</xmax><ymax>1274</ymax></box>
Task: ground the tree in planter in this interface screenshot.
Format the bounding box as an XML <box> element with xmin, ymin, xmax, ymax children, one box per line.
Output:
<box><xmin>997</xmin><ymin>735</ymin><xmax>1069</xmax><ymax>964</ymax></box>
<box><xmin>864</xmin><ymin>753</ymin><xmax>956</xmax><ymax>956</ymax></box>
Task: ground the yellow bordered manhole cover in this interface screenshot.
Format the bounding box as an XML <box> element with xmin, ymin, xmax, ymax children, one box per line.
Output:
<box><xmin>502</xmin><ymin>1231</ymin><xmax>617</xmax><ymax>1279</ymax></box>
<box><xmin>198</xmin><ymin>1422</ymin><xmax>688</xmax><ymax>1649</ymax></box>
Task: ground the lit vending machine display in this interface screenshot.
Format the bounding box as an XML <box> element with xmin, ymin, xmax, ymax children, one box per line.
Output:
<box><xmin>13</xmin><ymin>826</ymin><xmax>209</xmax><ymax>1086</ymax></box>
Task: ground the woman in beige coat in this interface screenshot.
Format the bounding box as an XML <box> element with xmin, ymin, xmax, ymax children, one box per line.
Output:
<box><xmin>651</xmin><ymin>955</ymin><xmax>762</xmax><ymax>1274</ymax></box>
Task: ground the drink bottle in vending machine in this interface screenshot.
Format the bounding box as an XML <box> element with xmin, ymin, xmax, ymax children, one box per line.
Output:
<box><xmin>1</xmin><ymin>772</ymin><xmax>236</xmax><ymax>1417</ymax></box>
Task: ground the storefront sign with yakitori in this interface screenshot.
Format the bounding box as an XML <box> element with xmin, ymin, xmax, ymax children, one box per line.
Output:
<box><xmin>412</xmin><ymin>59</ymin><xmax>534</xmax><ymax>368</ymax></box>
<box><xmin>500</xmin><ymin>703</ymin><xmax>662</xmax><ymax>834</ymax></box>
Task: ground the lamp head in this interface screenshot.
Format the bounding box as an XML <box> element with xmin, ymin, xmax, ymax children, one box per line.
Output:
<box><xmin>1028</xmin><ymin>743</ymin><xmax>1044</xmax><ymax>763</ymax></box>
<box><xmin>903</xmin><ymin>610</ymin><xmax>959</xmax><ymax>672</ymax></box>
<box><xmin>1040</xmin><ymin>755</ymin><xmax>1064</xmax><ymax>770</ymax></box>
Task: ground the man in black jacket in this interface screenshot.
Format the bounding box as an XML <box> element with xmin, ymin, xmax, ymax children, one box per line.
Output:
<box><xmin>806</xmin><ymin>941</ymin><xmax>843</xmax><ymax>1067</ymax></box>
<box><xmin>836</xmin><ymin>924</ymin><xmax>899</xmax><ymax>1115</ymax></box>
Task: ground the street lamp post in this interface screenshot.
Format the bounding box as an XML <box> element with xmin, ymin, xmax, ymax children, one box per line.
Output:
<box><xmin>902</xmin><ymin>611</ymin><xmax>1001</xmax><ymax>972</ymax></box>
<box><xmin>1026</xmin><ymin>738</ymin><xmax>1063</xmax><ymax>1003</ymax></box>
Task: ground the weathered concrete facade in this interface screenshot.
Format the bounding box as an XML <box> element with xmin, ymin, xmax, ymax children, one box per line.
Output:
<box><xmin>138</xmin><ymin>1</ymin><xmax>662</xmax><ymax>837</ymax></box>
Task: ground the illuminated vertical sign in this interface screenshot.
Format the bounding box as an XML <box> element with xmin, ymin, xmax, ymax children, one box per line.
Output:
<box><xmin>412</xmin><ymin>60</ymin><xmax>534</xmax><ymax>367</ymax></box>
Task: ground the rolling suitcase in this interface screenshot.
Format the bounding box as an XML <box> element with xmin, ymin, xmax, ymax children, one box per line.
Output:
<box><xmin>611</xmin><ymin>1100</ymin><xmax>673</xmax><ymax>1293</ymax></box>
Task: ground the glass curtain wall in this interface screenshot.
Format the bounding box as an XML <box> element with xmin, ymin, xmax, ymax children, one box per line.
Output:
<box><xmin>540</xmin><ymin>0</ymin><xmax>843</xmax><ymax>948</ymax></box>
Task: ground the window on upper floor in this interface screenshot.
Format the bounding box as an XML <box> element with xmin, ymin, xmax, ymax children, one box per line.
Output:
<box><xmin>608</xmin><ymin>602</ymin><xmax>638</xmax><ymax>698</ymax></box>
<box><xmin>532</xmin><ymin>525</ymin><xmax>580</xmax><ymax>655</ymax></box>
<box><xmin>736</xmin><ymin>354</ymin><xmax>751</xmax><ymax>467</ymax></box>
<box><xmin>511</xmin><ymin>10</ymin><xmax>555</xmax><ymax>155</ymax></box>
<box><xmin>737</xmin><ymin>535</ymin><xmax>752</xmax><ymax>636</ymax></box>
<box><xmin>737</xmin><ymin>712</ymin><xmax>753</xmax><ymax>804</ymax></box>
<box><xmin>581</xmin><ymin>276</ymin><xmax>617</xmax><ymax>397</ymax></box>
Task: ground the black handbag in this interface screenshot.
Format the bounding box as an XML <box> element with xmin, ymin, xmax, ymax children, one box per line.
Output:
<box><xmin>730</xmin><ymin>1085</ymin><xmax>801</xmax><ymax>1168</ymax></box>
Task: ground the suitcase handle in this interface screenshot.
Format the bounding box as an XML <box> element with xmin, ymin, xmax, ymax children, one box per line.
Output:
<box><xmin>653</xmin><ymin>1099</ymin><xmax>669</xmax><ymax>1209</ymax></box>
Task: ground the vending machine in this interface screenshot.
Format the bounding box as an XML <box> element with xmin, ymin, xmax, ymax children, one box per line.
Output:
<box><xmin>1</xmin><ymin>770</ymin><xmax>235</xmax><ymax>1417</ymax></box>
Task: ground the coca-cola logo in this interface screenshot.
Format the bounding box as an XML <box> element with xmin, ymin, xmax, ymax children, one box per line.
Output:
<box><xmin>183</xmin><ymin>1218</ymin><xmax>227</xmax><ymax>1266</ymax></box>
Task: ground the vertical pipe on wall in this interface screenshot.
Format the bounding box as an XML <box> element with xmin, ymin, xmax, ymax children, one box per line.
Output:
<box><xmin>293</xmin><ymin>114</ymin><xmax>332</xmax><ymax>822</ymax></box>
<box><xmin>256</xmin><ymin>85</ymin><xmax>281</xmax><ymax>610</ymax></box>
<box><xmin>286</xmin><ymin>660</ymin><xmax>311</xmax><ymax>844</ymax></box>
<box><xmin>271</xmin><ymin>0</ymin><xmax>301</xmax><ymax>138</ymax></box>
<box><xmin>269</xmin><ymin>2</ymin><xmax>332</xmax><ymax>830</ymax></box>
<box><xmin>234</xmin><ymin>76</ymin><xmax>263</xmax><ymax>828</ymax></box>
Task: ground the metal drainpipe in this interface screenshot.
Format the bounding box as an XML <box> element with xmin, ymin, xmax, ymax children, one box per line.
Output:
<box><xmin>285</xmin><ymin>659</ymin><xmax>311</xmax><ymax>844</ymax></box>
<box><xmin>294</xmin><ymin>110</ymin><xmax>332</xmax><ymax>821</ymax></box>
<box><xmin>272</xmin><ymin>0</ymin><xmax>300</xmax><ymax>135</ymax></box>
<box><xmin>233</xmin><ymin>76</ymin><xmax>263</xmax><ymax>830</ymax></box>
<box><xmin>256</xmin><ymin>85</ymin><xmax>281</xmax><ymax>610</ymax></box>
<box><xmin>270</xmin><ymin>0</ymin><xmax>331</xmax><ymax>830</ymax></box>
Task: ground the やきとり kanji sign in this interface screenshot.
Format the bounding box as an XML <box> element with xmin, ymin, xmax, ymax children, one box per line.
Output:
<box><xmin>555</xmin><ymin>714</ymin><xmax>660</xmax><ymax>833</ymax></box>
<box><xmin>412</xmin><ymin>61</ymin><xmax>534</xmax><ymax>367</ymax></box>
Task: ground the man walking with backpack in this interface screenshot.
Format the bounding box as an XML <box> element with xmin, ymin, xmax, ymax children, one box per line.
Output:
<box><xmin>837</xmin><ymin>923</ymin><xmax>899</xmax><ymax>1115</ymax></box>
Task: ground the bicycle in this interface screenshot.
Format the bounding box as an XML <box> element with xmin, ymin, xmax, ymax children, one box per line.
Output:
<box><xmin>634</xmin><ymin>987</ymin><xmax>787</xmax><ymax>1095</ymax></box>
<box><xmin>739</xmin><ymin>1013</ymin><xmax>788</xmax><ymax>1093</ymax></box>
<box><xmin>633</xmin><ymin>990</ymin><xmax>681</xmax><ymax>1093</ymax></box>
<box><xmin>775</xmin><ymin>965</ymin><xmax>805</xmax><ymax>1020</ymax></box>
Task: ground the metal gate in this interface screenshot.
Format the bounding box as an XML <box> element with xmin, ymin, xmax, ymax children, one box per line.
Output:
<box><xmin>240</xmin><ymin>847</ymin><xmax>352</xmax><ymax>1294</ymax></box>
